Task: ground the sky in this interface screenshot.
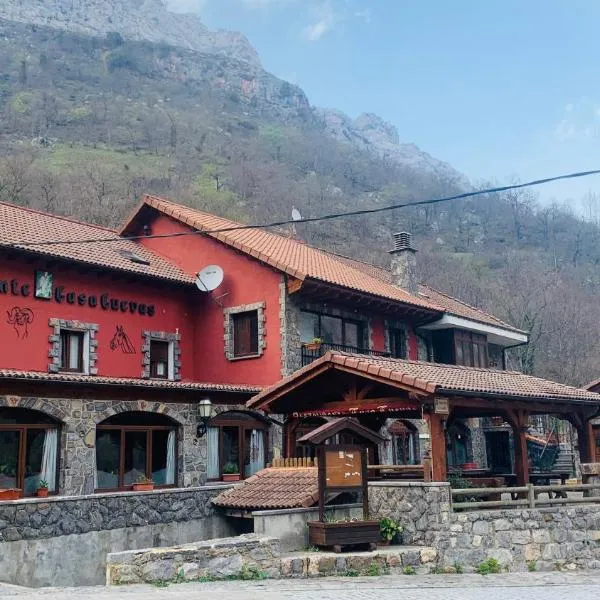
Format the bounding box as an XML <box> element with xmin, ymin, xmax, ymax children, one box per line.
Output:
<box><xmin>166</xmin><ymin>0</ymin><xmax>600</xmax><ymax>205</ymax></box>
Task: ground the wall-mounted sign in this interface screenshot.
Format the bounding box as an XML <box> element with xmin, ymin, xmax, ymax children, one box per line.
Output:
<box><xmin>434</xmin><ymin>397</ymin><xmax>450</xmax><ymax>415</ymax></box>
<box><xmin>0</xmin><ymin>272</ymin><xmax>156</xmax><ymax>317</ymax></box>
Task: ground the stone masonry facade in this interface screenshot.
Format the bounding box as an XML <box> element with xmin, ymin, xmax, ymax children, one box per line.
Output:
<box><xmin>0</xmin><ymin>394</ymin><xmax>203</xmax><ymax>495</ymax></box>
<box><xmin>0</xmin><ymin>486</ymin><xmax>225</xmax><ymax>543</ymax></box>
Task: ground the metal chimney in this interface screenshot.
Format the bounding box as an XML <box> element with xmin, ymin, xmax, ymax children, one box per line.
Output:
<box><xmin>389</xmin><ymin>232</ymin><xmax>418</xmax><ymax>294</ymax></box>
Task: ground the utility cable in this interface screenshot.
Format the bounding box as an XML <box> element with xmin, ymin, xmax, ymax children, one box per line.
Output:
<box><xmin>11</xmin><ymin>168</ymin><xmax>600</xmax><ymax>248</ymax></box>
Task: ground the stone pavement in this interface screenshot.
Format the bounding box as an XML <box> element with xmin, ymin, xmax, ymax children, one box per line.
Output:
<box><xmin>2</xmin><ymin>573</ymin><xmax>600</xmax><ymax>599</ymax></box>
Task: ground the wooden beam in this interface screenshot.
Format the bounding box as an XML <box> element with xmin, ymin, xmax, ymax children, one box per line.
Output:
<box><xmin>426</xmin><ymin>412</ymin><xmax>447</xmax><ymax>482</ymax></box>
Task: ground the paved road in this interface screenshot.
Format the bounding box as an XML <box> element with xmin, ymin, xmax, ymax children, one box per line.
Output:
<box><xmin>2</xmin><ymin>573</ymin><xmax>600</xmax><ymax>599</ymax></box>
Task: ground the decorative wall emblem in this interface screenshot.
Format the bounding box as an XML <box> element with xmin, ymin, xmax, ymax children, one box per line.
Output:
<box><xmin>34</xmin><ymin>271</ymin><xmax>53</xmax><ymax>299</ymax></box>
<box><xmin>110</xmin><ymin>325</ymin><xmax>136</xmax><ymax>354</ymax></box>
<box><xmin>6</xmin><ymin>307</ymin><xmax>34</xmax><ymax>338</ymax></box>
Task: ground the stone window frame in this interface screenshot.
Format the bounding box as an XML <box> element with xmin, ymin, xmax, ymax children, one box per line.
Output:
<box><xmin>48</xmin><ymin>318</ymin><xmax>99</xmax><ymax>375</ymax></box>
<box><xmin>141</xmin><ymin>331</ymin><xmax>181</xmax><ymax>380</ymax></box>
<box><xmin>224</xmin><ymin>302</ymin><xmax>266</xmax><ymax>361</ymax></box>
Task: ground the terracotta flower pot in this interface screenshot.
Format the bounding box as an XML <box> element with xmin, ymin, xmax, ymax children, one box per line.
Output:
<box><xmin>36</xmin><ymin>488</ymin><xmax>49</xmax><ymax>498</ymax></box>
<box><xmin>132</xmin><ymin>483</ymin><xmax>154</xmax><ymax>491</ymax></box>
<box><xmin>304</xmin><ymin>342</ymin><xmax>322</xmax><ymax>352</ymax></box>
<box><xmin>222</xmin><ymin>473</ymin><xmax>241</xmax><ymax>482</ymax></box>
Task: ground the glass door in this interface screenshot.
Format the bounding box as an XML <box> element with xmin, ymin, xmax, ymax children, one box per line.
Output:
<box><xmin>0</xmin><ymin>430</ymin><xmax>19</xmax><ymax>489</ymax></box>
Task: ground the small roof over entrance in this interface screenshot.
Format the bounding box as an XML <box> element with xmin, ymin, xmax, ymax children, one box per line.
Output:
<box><xmin>247</xmin><ymin>352</ymin><xmax>600</xmax><ymax>415</ymax></box>
<box><xmin>297</xmin><ymin>417</ymin><xmax>385</xmax><ymax>446</ymax></box>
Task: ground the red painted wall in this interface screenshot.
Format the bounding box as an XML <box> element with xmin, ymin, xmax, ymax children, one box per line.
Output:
<box><xmin>137</xmin><ymin>214</ymin><xmax>283</xmax><ymax>386</ymax></box>
<box><xmin>370</xmin><ymin>317</ymin><xmax>385</xmax><ymax>352</ymax></box>
<box><xmin>0</xmin><ymin>257</ymin><xmax>193</xmax><ymax>379</ymax></box>
<box><xmin>408</xmin><ymin>330</ymin><xmax>419</xmax><ymax>360</ymax></box>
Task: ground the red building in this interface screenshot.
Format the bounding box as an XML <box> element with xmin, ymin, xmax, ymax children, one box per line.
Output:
<box><xmin>0</xmin><ymin>195</ymin><xmax>530</xmax><ymax>498</ymax></box>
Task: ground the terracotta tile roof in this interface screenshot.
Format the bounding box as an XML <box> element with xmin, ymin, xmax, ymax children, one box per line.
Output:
<box><xmin>0</xmin><ymin>202</ymin><xmax>193</xmax><ymax>285</ymax></box>
<box><xmin>324</xmin><ymin>251</ymin><xmax>524</xmax><ymax>334</ymax></box>
<box><xmin>296</xmin><ymin>417</ymin><xmax>384</xmax><ymax>445</ymax></box>
<box><xmin>125</xmin><ymin>196</ymin><xmax>440</xmax><ymax>312</ymax></box>
<box><xmin>248</xmin><ymin>351</ymin><xmax>600</xmax><ymax>410</ymax></box>
<box><xmin>0</xmin><ymin>369</ymin><xmax>261</xmax><ymax>394</ymax></box>
<box><xmin>212</xmin><ymin>467</ymin><xmax>319</xmax><ymax>510</ymax></box>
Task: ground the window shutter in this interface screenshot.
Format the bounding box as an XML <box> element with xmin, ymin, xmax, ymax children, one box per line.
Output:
<box><xmin>233</xmin><ymin>311</ymin><xmax>259</xmax><ymax>357</ymax></box>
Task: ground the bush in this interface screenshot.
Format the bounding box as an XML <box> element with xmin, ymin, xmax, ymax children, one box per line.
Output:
<box><xmin>403</xmin><ymin>566</ymin><xmax>416</xmax><ymax>575</ymax></box>
<box><xmin>476</xmin><ymin>558</ymin><xmax>501</xmax><ymax>575</ymax></box>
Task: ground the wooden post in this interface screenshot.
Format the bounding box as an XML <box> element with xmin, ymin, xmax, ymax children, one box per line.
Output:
<box><xmin>577</xmin><ymin>420</ymin><xmax>595</xmax><ymax>464</ymax></box>
<box><xmin>426</xmin><ymin>412</ymin><xmax>447</xmax><ymax>482</ymax></box>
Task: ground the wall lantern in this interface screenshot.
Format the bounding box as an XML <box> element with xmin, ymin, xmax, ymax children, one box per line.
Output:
<box><xmin>196</xmin><ymin>398</ymin><xmax>213</xmax><ymax>438</ymax></box>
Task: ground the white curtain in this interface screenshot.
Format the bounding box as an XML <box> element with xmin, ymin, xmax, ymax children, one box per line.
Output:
<box><xmin>245</xmin><ymin>430</ymin><xmax>265</xmax><ymax>477</ymax></box>
<box><xmin>166</xmin><ymin>430</ymin><xmax>176</xmax><ymax>485</ymax></box>
<box><xmin>93</xmin><ymin>447</ymin><xmax>99</xmax><ymax>491</ymax></box>
<box><xmin>40</xmin><ymin>429</ymin><xmax>58</xmax><ymax>492</ymax></box>
<box><xmin>207</xmin><ymin>427</ymin><xmax>220</xmax><ymax>479</ymax></box>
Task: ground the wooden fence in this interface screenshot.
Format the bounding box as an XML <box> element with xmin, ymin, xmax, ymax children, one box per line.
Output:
<box><xmin>452</xmin><ymin>482</ymin><xmax>600</xmax><ymax>511</ymax></box>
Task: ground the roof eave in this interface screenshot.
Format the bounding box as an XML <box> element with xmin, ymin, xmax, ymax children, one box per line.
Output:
<box><xmin>437</xmin><ymin>387</ymin><xmax>600</xmax><ymax>406</ymax></box>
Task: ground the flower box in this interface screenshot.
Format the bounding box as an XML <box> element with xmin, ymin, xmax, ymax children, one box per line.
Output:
<box><xmin>0</xmin><ymin>489</ymin><xmax>22</xmax><ymax>501</ymax></box>
<box><xmin>132</xmin><ymin>483</ymin><xmax>154</xmax><ymax>492</ymax></box>
<box><xmin>222</xmin><ymin>473</ymin><xmax>241</xmax><ymax>482</ymax></box>
<box><xmin>308</xmin><ymin>520</ymin><xmax>380</xmax><ymax>551</ymax></box>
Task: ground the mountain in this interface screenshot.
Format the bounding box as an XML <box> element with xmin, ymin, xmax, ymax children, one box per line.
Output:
<box><xmin>1</xmin><ymin>0</ymin><xmax>600</xmax><ymax>387</ymax></box>
<box><xmin>2</xmin><ymin>0</ymin><xmax>261</xmax><ymax>66</ymax></box>
<box><xmin>0</xmin><ymin>0</ymin><xmax>465</xmax><ymax>183</ymax></box>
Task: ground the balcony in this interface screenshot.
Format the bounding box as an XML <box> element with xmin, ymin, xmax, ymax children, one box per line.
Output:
<box><xmin>301</xmin><ymin>342</ymin><xmax>391</xmax><ymax>367</ymax></box>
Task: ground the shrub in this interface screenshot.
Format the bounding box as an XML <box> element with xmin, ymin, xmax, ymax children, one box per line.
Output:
<box><xmin>527</xmin><ymin>561</ymin><xmax>537</xmax><ymax>572</ymax></box>
<box><xmin>476</xmin><ymin>558</ymin><xmax>501</xmax><ymax>575</ymax></box>
<box><xmin>403</xmin><ymin>566</ymin><xmax>416</xmax><ymax>575</ymax></box>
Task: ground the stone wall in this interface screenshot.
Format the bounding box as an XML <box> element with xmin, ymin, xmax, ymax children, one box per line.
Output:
<box><xmin>439</xmin><ymin>505</ymin><xmax>600</xmax><ymax>572</ymax></box>
<box><xmin>107</xmin><ymin>534</ymin><xmax>281</xmax><ymax>584</ymax></box>
<box><xmin>368</xmin><ymin>481</ymin><xmax>451</xmax><ymax>546</ymax></box>
<box><xmin>107</xmin><ymin>534</ymin><xmax>439</xmax><ymax>584</ymax></box>
<box><xmin>0</xmin><ymin>486</ymin><xmax>234</xmax><ymax>587</ymax></box>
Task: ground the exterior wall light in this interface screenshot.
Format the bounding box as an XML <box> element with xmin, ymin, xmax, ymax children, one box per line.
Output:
<box><xmin>196</xmin><ymin>398</ymin><xmax>213</xmax><ymax>438</ymax></box>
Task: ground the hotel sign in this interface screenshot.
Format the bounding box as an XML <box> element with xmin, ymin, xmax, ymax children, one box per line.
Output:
<box><xmin>0</xmin><ymin>271</ymin><xmax>156</xmax><ymax>317</ymax></box>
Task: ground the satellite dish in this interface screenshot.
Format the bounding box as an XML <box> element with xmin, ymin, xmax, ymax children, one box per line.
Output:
<box><xmin>196</xmin><ymin>265</ymin><xmax>224</xmax><ymax>292</ymax></box>
<box><xmin>291</xmin><ymin>207</ymin><xmax>303</xmax><ymax>222</ymax></box>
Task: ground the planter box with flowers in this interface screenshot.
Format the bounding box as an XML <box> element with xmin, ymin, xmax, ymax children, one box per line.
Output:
<box><xmin>0</xmin><ymin>488</ymin><xmax>22</xmax><ymax>501</ymax></box>
<box><xmin>132</xmin><ymin>475</ymin><xmax>154</xmax><ymax>492</ymax></box>
<box><xmin>222</xmin><ymin>463</ymin><xmax>241</xmax><ymax>482</ymax></box>
<box><xmin>303</xmin><ymin>338</ymin><xmax>323</xmax><ymax>352</ymax></box>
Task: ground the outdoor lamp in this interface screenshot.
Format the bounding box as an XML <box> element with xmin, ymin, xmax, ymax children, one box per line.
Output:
<box><xmin>196</xmin><ymin>398</ymin><xmax>213</xmax><ymax>437</ymax></box>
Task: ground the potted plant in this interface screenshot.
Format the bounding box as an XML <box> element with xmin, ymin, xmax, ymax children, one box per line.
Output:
<box><xmin>222</xmin><ymin>463</ymin><xmax>241</xmax><ymax>482</ymax></box>
<box><xmin>132</xmin><ymin>475</ymin><xmax>154</xmax><ymax>492</ymax></box>
<box><xmin>303</xmin><ymin>338</ymin><xmax>323</xmax><ymax>352</ymax></box>
<box><xmin>379</xmin><ymin>517</ymin><xmax>403</xmax><ymax>545</ymax></box>
<box><xmin>36</xmin><ymin>480</ymin><xmax>49</xmax><ymax>498</ymax></box>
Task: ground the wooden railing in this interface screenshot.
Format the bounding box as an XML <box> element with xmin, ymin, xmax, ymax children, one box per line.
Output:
<box><xmin>452</xmin><ymin>482</ymin><xmax>600</xmax><ymax>511</ymax></box>
<box><xmin>271</xmin><ymin>457</ymin><xmax>318</xmax><ymax>468</ymax></box>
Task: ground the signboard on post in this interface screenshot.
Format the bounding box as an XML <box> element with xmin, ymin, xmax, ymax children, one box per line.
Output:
<box><xmin>317</xmin><ymin>444</ymin><xmax>369</xmax><ymax>521</ymax></box>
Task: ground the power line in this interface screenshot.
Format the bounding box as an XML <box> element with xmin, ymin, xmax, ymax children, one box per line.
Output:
<box><xmin>12</xmin><ymin>168</ymin><xmax>600</xmax><ymax>248</ymax></box>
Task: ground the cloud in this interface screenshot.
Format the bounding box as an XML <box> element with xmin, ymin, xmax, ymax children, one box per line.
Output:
<box><xmin>554</xmin><ymin>97</ymin><xmax>600</xmax><ymax>141</ymax></box>
<box><xmin>302</xmin><ymin>1</ymin><xmax>336</xmax><ymax>41</ymax></box>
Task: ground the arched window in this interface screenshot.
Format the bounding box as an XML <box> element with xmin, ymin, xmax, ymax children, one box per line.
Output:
<box><xmin>446</xmin><ymin>421</ymin><xmax>471</xmax><ymax>468</ymax></box>
<box><xmin>95</xmin><ymin>412</ymin><xmax>178</xmax><ymax>491</ymax></box>
<box><xmin>389</xmin><ymin>420</ymin><xmax>419</xmax><ymax>465</ymax></box>
<box><xmin>0</xmin><ymin>408</ymin><xmax>60</xmax><ymax>496</ymax></box>
<box><xmin>206</xmin><ymin>411</ymin><xmax>269</xmax><ymax>481</ymax></box>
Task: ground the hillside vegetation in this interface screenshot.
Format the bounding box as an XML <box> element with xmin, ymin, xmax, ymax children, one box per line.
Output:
<box><xmin>1</xmin><ymin>18</ymin><xmax>600</xmax><ymax>386</ymax></box>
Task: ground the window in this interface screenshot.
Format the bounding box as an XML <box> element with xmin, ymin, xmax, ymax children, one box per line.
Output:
<box><xmin>224</xmin><ymin>303</ymin><xmax>265</xmax><ymax>361</ymax></box>
<box><xmin>232</xmin><ymin>311</ymin><xmax>259</xmax><ymax>357</ymax></box>
<box><xmin>389</xmin><ymin>327</ymin><xmax>407</xmax><ymax>359</ymax></box>
<box><xmin>0</xmin><ymin>408</ymin><xmax>59</xmax><ymax>495</ymax></box>
<box><xmin>446</xmin><ymin>421</ymin><xmax>471</xmax><ymax>468</ymax></box>
<box><xmin>300</xmin><ymin>311</ymin><xmax>365</xmax><ymax>349</ymax></box>
<box><xmin>206</xmin><ymin>411</ymin><xmax>268</xmax><ymax>480</ymax></box>
<box><xmin>150</xmin><ymin>340</ymin><xmax>169</xmax><ymax>379</ymax></box>
<box><xmin>454</xmin><ymin>331</ymin><xmax>488</xmax><ymax>367</ymax></box>
<box><xmin>59</xmin><ymin>330</ymin><xmax>85</xmax><ymax>373</ymax></box>
<box><xmin>95</xmin><ymin>412</ymin><xmax>177</xmax><ymax>491</ymax></box>
<box><xmin>389</xmin><ymin>420</ymin><xmax>419</xmax><ymax>465</ymax></box>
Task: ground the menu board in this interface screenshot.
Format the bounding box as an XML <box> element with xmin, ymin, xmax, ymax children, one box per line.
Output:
<box><xmin>324</xmin><ymin>449</ymin><xmax>363</xmax><ymax>488</ymax></box>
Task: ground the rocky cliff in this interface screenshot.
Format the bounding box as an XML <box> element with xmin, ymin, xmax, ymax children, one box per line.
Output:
<box><xmin>1</xmin><ymin>0</ymin><xmax>261</xmax><ymax>66</ymax></box>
